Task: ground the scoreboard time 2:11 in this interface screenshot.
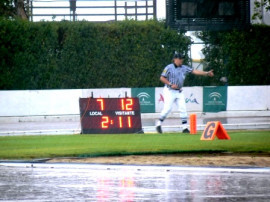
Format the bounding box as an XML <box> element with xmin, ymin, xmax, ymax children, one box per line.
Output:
<box><xmin>79</xmin><ymin>98</ymin><xmax>142</xmax><ymax>134</ymax></box>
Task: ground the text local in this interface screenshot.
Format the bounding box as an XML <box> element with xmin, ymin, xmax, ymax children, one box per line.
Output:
<box><xmin>89</xmin><ymin>111</ymin><xmax>135</xmax><ymax>116</ymax></box>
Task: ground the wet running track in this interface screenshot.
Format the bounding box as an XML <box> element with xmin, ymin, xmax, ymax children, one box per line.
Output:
<box><xmin>1</xmin><ymin>163</ymin><xmax>270</xmax><ymax>201</ymax></box>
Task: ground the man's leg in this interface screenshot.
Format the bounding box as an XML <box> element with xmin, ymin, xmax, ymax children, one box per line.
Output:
<box><xmin>176</xmin><ymin>92</ymin><xmax>189</xmax><ymax>133</ymax></box>
<box><xmin>156</xmin><ymin>87</ymin><xmax>175</xmax><ymax>133</ymax></box>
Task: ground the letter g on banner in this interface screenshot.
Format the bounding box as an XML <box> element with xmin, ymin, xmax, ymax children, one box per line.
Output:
<box><xmin>201</xmin><ymin>121</ymin><xmax>231</xmax><ymax>140</ymax></box>
<box><xmin>203</xmin><ymin>122</ymin><xmax>216</xmax><ymax>139</ymax></box>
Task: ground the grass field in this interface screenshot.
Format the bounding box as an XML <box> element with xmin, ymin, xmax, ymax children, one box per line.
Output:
<box><xmin>0</xmin><ymin>130</ymin><xmax>270</xmax><ymax>160</ymax></box>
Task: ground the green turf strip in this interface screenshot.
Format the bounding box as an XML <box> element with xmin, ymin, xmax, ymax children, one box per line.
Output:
<box><xmin>0</xmin><ymin>131</ymin><xmax>270</xmax><ymax>159</ymax></box>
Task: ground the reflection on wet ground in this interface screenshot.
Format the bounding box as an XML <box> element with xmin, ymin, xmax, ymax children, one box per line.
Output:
<box><xmin>1</xmin><ymin>163</ymin><xmax>270</xmax><ymax>201</ymax></box>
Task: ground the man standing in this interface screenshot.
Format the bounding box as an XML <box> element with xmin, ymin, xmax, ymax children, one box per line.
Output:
<box><xmin>156</xmin><ymin>52</ymin><xmax>214</xmax><ymax>133</ymax></box>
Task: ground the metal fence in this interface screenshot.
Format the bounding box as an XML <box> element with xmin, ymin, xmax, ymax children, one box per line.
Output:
<box><xmin>26</xmin><ymin>0</ymin><xmax>156</xmax><ymax>22</ymax></box>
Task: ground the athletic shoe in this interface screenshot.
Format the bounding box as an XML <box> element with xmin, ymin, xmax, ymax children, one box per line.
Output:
<box><xmin>182</xmin><ymin>128</ymin><xmax>190</xmax><ymax>133</ymax></box>
<box><xmin>156</xmin><ymin>125</ymin><xmax>162</xmax><ymax>133</ymax></box>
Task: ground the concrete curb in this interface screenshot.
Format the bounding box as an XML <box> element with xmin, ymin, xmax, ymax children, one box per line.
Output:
<box><xmin>1</xmin><ymin>123</ymin><xmax>269</xmax><ymax>136</ymax></box>
<box><xmin>0</xmin><ymin>110</ymin><xmax>270</xmax><ymax>123</ymax></box>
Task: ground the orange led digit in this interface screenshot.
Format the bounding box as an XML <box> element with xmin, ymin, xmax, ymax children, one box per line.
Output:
<box><xmin>119</xmin><ymin>116</ymin><xmax>123</xmax><ymax>128</ymax></box>
<box><xmin>97</xmin><ymin>99</ymin><xmax>104</xmax><ymax>110</ymax></box>
<box><xmin>127</xmin><ymin>116</ymin><xmax>132</xmax><ymax>128</ymax></box>
<box><xmin>126</xmin><ymin>99</ymin><xmax>133</xmax><ymax>111</ymax></box>
<box><xmin>101</xmin><ymin>116</ymin><xmax>109</xmax><ymax>128</ymax></box>
<box><xmin>121</xmin><ymin>99</ymin><xmax>125</xmax><ymax>110</ymax></box>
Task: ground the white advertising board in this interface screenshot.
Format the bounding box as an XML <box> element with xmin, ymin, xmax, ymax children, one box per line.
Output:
<box><xmin>227</xmin><ymin>86</ymin><xmax>270</xmax><ymax>111</ymax></box>
<box><xmin>155</xmin><ymin>87</ymin><xmax>203</xmax><ymax>113</ymax></box>
<box><xmin>0</xmin><ymin>88</ymin><xmax>131</xmax><ymax>117</ymax></box>
<box><xmin>0</xmin><ymin>89</ymin><xmax>82</xmax><ymax>116</ymax></box>
<box><xmin>0</xmin><ymin>86</ymin><xmax>269</xmax><ymax>117</ymax></box>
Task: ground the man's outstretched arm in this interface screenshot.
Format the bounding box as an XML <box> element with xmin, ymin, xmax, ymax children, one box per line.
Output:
<box><xmin>192</xmin><ymin>69</ymin><xmax>214</xmax><ymax>77</ymax></box>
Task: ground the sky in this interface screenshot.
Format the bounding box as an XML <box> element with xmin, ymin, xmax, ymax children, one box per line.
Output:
<box><xmin>32</xmin><ymin>0</ymin><xmax>166</xmax><ymax>21</ymax></box>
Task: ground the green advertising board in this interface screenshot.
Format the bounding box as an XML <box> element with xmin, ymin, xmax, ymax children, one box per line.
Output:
<box><xmin>203</xmin><ymin>86</ymin><xmax>227</xmax><ymax>112</ymax></box>
<box><xmin>131</xmin><ymin>88</ymin><xmax>155</xmax><ymax>113</ymax></box>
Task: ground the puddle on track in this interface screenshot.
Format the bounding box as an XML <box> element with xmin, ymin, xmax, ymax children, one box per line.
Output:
<box><xmin>0</xmin><ymin>163</ymin><xmax>270</xmax><ymax>201</ymax></box>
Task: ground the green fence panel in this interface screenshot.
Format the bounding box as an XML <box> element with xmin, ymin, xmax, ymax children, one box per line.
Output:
<box><xmin>203</xmin><ymin>86</ymin><xmax>227</xmax><ymax>112</ymax></box>
<box><xmin>131</xmin><ymin>87</ymin><xmax>155</xmax><ymax>113</ymax></box>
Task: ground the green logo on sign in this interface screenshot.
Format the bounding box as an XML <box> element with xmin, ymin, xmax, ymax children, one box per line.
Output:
<box><xmin>137</xmin><ymin>92</ymin><xmax>152</xmax><ymax>105</ymax></box>
<box><xmin>131</xmin><ymin>88</ymin><xmax>155</xmax><ymax>113</ymax></box>
<box><xmin>203</xmin><ymin>86</ymin><xmax>227</xmax><ymax>112</ymax></box>
<box><xmin>208</xmin><ymin>92</ymin><xmax>224</xmax><ymax>104</ymax></box>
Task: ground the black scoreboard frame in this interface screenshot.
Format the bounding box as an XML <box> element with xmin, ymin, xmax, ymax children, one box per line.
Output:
<box><xmin>166</xmin><ymin>0</ymin><xmax>250</xmax><ymax>31</ymax></box>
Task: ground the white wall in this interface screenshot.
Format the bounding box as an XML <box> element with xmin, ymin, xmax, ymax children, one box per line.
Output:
<box><xmin>250</xmin><ymin>0</ymin><xmax>270</xmax><ymax>25</ymax></box>
<box><xmin>0</xmin><ymin>88</ymin><xmax>131</xmax><ymax>116</ymax></box>
<box><xmin>227</xmin><ymin>86</ymin><xmax>270</xmax><ymax>111</ymax></box>
<box><xmin>81</xmin><ymin>88</ymin><xmax>131</xmax><ymax>98</ymax></box>
<box><xmin>0</xmin><ymin>90</ymin><xmax>82</xmax><ymax>116</ymax></box>
<box><xmin>0</xmin><ymin>86</ymin><xmax>269</xmax><ymax>117</ymax></box>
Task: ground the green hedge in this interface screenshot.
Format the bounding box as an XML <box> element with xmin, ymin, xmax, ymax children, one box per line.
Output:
<box><xmin>0</xmin><ymin>20</ymin><xmax>191</xmax><ymax>89</ymax></box>
<box><xmin>197</xmin><ymin>25</ymin><xmax>270</xmax><ymax>86</ymax></box>
<box><xmin>1</xmin><ymin>20</ymin><xmax>269</xmax><ymax>90</ymax></box>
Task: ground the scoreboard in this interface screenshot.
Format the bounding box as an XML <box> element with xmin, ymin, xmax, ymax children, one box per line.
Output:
<box><xmin>79</xmin><ymin>98</ymin><xmax>142</xmax><ymax>134</ymax></box>
<box><xmin>166</xmin><ymin>0</ymin><xmax>250</xmax><ymax>31</ymax></box>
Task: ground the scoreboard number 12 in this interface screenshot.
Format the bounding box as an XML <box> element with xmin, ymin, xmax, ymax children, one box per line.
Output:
<box><xmin>79</xmin><ymin>98</ymin><xmax>142</xmax><ymax>134</ymax></box>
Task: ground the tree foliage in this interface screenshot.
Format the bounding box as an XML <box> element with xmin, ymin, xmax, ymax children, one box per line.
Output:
<box><xmin>197</xmin><ymin>25</ymin><xmax>270</xmax><ymax>85</ymax></box>
<box><xmin>1</xmin><ymin>19</ymin><xmax>269</xmax><ymax>90</ymax></box>
<box><xmin>0</xmin><ymin>0</ymin><xmax>14</xmax><ymax>19</ymax></box>
<box><xmin>0</xmin><ymin>0</ymin><xmax>28</xmax><ymax>19</ymax></box>
<box><xmin>0</xmin><ymin>20</ymin><xmax>191</xmax><ymax>89</ymax></box>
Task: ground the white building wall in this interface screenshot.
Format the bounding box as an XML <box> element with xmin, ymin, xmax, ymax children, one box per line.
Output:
<box><xmin>250</xmin><ymin>0</ymin><xmax>270</xmax><ymax>25</ymax></box>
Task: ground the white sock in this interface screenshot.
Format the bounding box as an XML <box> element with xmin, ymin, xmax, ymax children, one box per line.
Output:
<box><xmin>156</xmin><ymin>120</ymin><xmax>162</xmax><ymax>126</ymax></box>
<box><xmin>182</xmin><ymin>124</ymin><xmax>188</xmax><ymax>130</ymax></box>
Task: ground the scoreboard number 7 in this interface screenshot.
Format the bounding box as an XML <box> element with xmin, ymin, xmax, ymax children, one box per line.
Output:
<box><xmin>97</xmin><ymin>99</ymin><xmax>104</xmax><ymax>110</ymax></box>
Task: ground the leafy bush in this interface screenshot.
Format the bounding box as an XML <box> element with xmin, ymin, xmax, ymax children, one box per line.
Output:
<box><xmin>197</xmin><ymin>25</ymin><xmax>270</xmax><ymax>85</ymax></box>
<box><xmin>0</xmin><ymin>20</ymin><xmax>191</xmax><ymax>89</ymax></box>
<box><xmin>2</xmin><ymin>19</ymin><xmax>268</xmax><ymax>89</ymax></box>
